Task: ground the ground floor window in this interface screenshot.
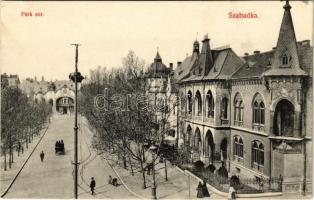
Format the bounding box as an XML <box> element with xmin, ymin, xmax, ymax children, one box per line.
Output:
<box><xmin>233</xmin><ymin>135</ymin><xmax>243</xmax><ymax>162</ymax></box>
<box><xmin>252</xmin><ymin>141</ymin><xmax>264</xmax><ymax>172</ymax></box>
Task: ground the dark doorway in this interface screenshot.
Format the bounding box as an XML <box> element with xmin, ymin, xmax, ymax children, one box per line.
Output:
<box><xmin>63</xmin><ymin>107</ymin><xmax>67</xmax><ymax>114</ymax></box>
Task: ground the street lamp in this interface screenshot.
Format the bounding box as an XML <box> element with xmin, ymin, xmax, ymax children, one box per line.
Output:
<box><xmin>69</xmin><ymin>44</ymin><xmax>84</xmax><ymax>199</ymax></box>
<box><xmin>149</xmin><ymin>144</ymin><xmax>157</xmax><ymax>200</ymax></box>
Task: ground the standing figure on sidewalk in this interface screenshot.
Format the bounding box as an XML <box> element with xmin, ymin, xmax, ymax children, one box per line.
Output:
<box><xmin>196</xmin><ymin>181</ymin><xmax>204</xmax><ymax>198</ymax></box>
<box><xmin>202</xmin><ymin>179</ymin><xmax>210</xmax><ymax>197</ymax></box>
<box><xmin>90</xmin><ymin>177</ymin><xmax>96</xmax><ymax>195</ymax></box>
<box><xmin>108</xmin><ymin>175</ymin><xmax>112</xmax><ymax>185</ymax></box>
<box><xmin>40</xmin><ymin>151</ymin><xmax>45</xmax><ymax>162</ymax></box>
<box><xmin>228</xmin><ymin>186</ymin><xmax>236</xmax><ymax>200</ymax></box>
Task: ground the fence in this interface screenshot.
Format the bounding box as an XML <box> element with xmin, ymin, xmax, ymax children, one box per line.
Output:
<box><xmin>189</xmin><ymin>166</ymin><xmax>283</xmax><ymax>194</ymax></box>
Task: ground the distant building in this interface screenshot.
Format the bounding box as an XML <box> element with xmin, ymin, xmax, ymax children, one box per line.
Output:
<box><xmin>20</xmin><ymin>77</ymin><xmax>78</xmax><ymax>114</ymax></box>
<box><xmin>145</xmin><ymin>52</ymin><xmax>178</xmax><ymax>144</ymax></box>
<box><xmin>1</xmin><ymin>73</ymin><xmax>20</xmax><ymax>88</ymax></box>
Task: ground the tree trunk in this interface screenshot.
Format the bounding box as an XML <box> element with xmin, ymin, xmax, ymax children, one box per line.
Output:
<box><xmin>140</xmin><ymin>161</ymin><xmax>146</xmax><ymax>189</ymax></box>
<box><xmin>123</xmin><ymin>155</ymin><xmax>127</xmax><ymax>169</ymax></box>
<box><xmin>9</xmin><ymin>145</ymin><xmax>11</xmax><ymax>169</ymax></box>
<box><xmin>4</xmin><ymin>148</ymin><xmax>7</xmax><ymax>171</ymax></box>
<box><xmin>165</xmin><ymin>159</ymin><xmax>168</xmax><ymax>181</ymax></box>
<box><xmin>128</xmin><ymin>155</ymin><xmax>134</xmax><ymax>176</ymax></box>
<box><xmin>17</xmin><ymin>142</ymin><xmax>20</xmax><ymax>156</ymax></box>
<box><xmin>11</xmin><ymin>147</ymin><xmax>14</xmax><ymax>163</ymax></box>
<box><xmin>26</xmin><ymin>131</ymin><xmax>29</xmax><ymax>149</ymax></box>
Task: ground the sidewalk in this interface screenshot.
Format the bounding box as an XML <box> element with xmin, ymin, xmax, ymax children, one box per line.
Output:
<box><xmin>0</xmin><ymin>122</ymin><xmax>49</xmax><ymax>195</ymax></box>
<box><xmin>104</xmin><ymin>153</ymin><xmax>225</xmax><ymax>199</ymax></box>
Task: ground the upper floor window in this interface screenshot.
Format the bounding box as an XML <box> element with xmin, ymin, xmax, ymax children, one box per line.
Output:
<box><xmin>233</xmin><ymin>135</ymin><xmax>244</xmax><ymax>162</ymax></box>
<box><xmin>187</xmin><ymin>91</ymin><xmax>192</xmax><ymax>114</ymax></box>
<box><xmin>207</xmin><ymin>90</ymin><xmax>214</xmax><ymax>118</ymax></box>
<box><xmin>252</xmin><ymin>141</ymin><xmax>264</xmax><ymax>172</ymax></box>
<box><xmin>234</xmin><ymin>93</ymin><xmax>244</xmax><ymax>126</ymax></box>
<box><xmin>221</xmin><ymin>97</ymin><xmax>228</xmax><ymax>119</ymax></box>
<box><xmin>281</xmin><ymin>53</ymin><xmax>291</xmax><ymax>67</ymax></box>
<box><xmin>282</xmin><ymin>54</ymin><xmax>288</xmax><ymax>65</ymax></box>
<box><xmin>253</xmin><ymin>93</ymin><xmax>265</xmax><ymax>131</ymax></box>
<box><xmin>195</xmin><ymin>91</ymin><xmax>202</xmax><ymax>116</ymax></box>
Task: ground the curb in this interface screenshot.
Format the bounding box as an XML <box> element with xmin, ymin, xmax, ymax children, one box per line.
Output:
<box><xmin>1</xmin><ymin>123</ymin><xmax>50</xmax><ymax>198</ymax></box>
<box><xmin>174</xmin><ymin>166</ymin><xmax>283</xmax><ymax>198</ymax></box>
<box><xmin>103</xmin><ymin>156</ymin><xmax>146</xmax><ymax>199</ymax></box>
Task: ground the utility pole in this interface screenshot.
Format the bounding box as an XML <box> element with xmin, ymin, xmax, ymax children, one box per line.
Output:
<box><xmin>69</xmin><ymin>44</ymin><xmax>84</xmax><ymax>199</ymax></box>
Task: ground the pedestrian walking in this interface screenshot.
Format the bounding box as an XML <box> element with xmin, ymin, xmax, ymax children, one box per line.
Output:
<box><xmin>196</xmin><ymin>181</ymin><xmax>204</xmax><ymax>198</ymax></box>
<box><xmin>228</xmin><ymin>186</ymin><xmax>236</xmax><ymax>200</ymax></box>
<box><xmin>112</xmin><ymin>178</ymin><xmax>118</xmax><ymax>186</ymax></box>
<box><xmin>108</xmin><ymin>175</ymin><xmax>112</xmax><ymax>184</ymax></box>
<box><xmin>40</xmin><ymin>151</ymin><xmax>45</xmax><ymax>162</ymax></box>
<box><xmin>202</xmin><ymin>179</ymin><xmax>210</xmax><ymax>197</ymax></box>
<box><xmin>90</xmin><ymin>177</ymin><xmax>96</xmax><ymax>195</ymax></box>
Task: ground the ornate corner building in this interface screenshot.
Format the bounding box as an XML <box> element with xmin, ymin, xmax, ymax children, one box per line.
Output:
<box><xmin>148</xmin><ymin>1</ymin><xmax>312</xmax><ymax>194</ymax></box>
<box><xmin>20</xmin><ymin>77</ymin><xmax>76</xmax><ymax>114</ymax></box>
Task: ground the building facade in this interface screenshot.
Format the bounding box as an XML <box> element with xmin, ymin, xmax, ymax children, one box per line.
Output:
<box><xmin>171</xmin><ymin>1</ymin><xmax>312</xmax><ymax>193</ymax></box>
<box><xmin>146</xmin><ymin>52</ymin><xmax>179</xmax><ymax>144</ymax></box>
<box><xmin>20</xmin><ymin>77</ymin><xmax>76</xmax><ymax>114</ymax></box>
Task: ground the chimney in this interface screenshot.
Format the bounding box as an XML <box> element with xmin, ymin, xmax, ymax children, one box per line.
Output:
<box><xmin>169</xmin><ymin>63</ymin><xmax>173</xmax><ymax>70</ymax></box>
<box><xmin>253</xmin><ymin>50</ymin><xmax>260</xmax><ymax>54</ymax></box>
<box><xmin>302</xmin><ymin>40</ymin><xmax>310</xmax><ymax>47</ymax></box>
<box><xmin>244</xmin><ymin>53</ymin><xmax>249</xmax><ymax>56</ymax></box>
<box><xmin>177</xmin><ymin>62</ymin><xmax>182</xmax><ymax>67</ymax></box>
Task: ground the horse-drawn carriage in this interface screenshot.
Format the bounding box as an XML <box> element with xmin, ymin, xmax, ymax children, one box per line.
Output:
<box><xmin>55</xmin><ymin>140</ymin><xmax>65</xmax><ymax>155</ymax></box>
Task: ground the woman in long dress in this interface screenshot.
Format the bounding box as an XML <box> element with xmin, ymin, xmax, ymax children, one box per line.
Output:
<box><xmin>196</xmin><ymin>181</ymin><xmax>204</xmax><ymax>198</ymax></box>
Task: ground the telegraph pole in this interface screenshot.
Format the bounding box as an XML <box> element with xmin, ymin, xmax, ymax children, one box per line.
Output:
<box><xmin>69</xmin><ymin>44</ymin><xmax>84</xmax><ymax>199</ymax></box>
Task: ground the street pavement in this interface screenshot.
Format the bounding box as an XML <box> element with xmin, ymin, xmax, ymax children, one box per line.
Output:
<box><xmin>4</xmin><ymin>114</ymin><xmax>136</xmax><ymax>199</ymax></box>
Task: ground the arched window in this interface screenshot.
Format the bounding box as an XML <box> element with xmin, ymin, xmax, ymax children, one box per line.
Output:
<box><xmin>221</xmin><ymin>97</ymin><xmax>228</xmax><ymax>119</ymax></box>
<box><xmin>233</xmin><ymin>136</ymin><xmax>244</xmax><ymax>162</ymax></box>
<box><xmin>281</xmin><ymin>53</ymin><xmax>291</xmax><ymax>67</ymax></box>
<box><xmin>234</xmin><ymin>93</ymin><xmax>244</xmax><ymax>126</ymax></box>
<box><xmin>194</xmin><ymin>128</ymin><xmax>202</xmax><ymax>153</ymax></box>
<box><xmin>187</xmin><ymin>91</ymin><xmax>192</xmax><ymax>114</ymax></box>
<box><xmin>274</xmin><ymin>99</ymin><xmax>294</xmax><ymax>136</ymax></box>
<box><xmin>252</xmin><ymin>141</ymin><xmax>264</xmax><ymax>172</ymax></box>
<box><xmin>206</xmin><ymin>91</ymin><xmax>214</xmax><ymax>118</ymax></box>
<box><xmin>252</xmin><ymin>93</ymin><xmax>265</xmax><ymax>131</ymax></box>
<box><xmin>195</xmin><ymin>91</ymin><xmax>202</xmax><ymax>116</ymax></box>
<box><xmin>186</xmin><ymin>125</ymin><xmax>192</xmax><ymax>150</ymax></box>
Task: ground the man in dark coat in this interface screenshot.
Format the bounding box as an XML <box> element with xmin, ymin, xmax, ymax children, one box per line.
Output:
<box><xmin>40</xmin><ymin>151</ymin><xmax>45</xmax><ymax>162</ymax></box>
<box><xmin>90</xmin><ymin>177</ymin><xmax>96</xmax><ymax>195</ymax></box>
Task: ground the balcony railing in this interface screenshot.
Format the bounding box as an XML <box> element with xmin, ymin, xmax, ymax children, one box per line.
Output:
<box><xmin>233</xmin><ymin>155</ymin><xmax>244</xmax><ymax>163</ymax></box>
<box><xmin>252</xmin><ymin>162</ymin><xmax>264</xmax><ymax>173</ymax></box>
<box><xmin>234</xmin><ymin>120</ymin><xmax>244</xmax><ymax>127</ymax></box>
<box><xmin>253</xmin><ymin>124</ymin><xmax>265</xmax><ymax>132</ymax></box>
<box><xmin>221</xmin><ymin>118</ymin><xmax>229</xmax><ymax>125</ymax></box>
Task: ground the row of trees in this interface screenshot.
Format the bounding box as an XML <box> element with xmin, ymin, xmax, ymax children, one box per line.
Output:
<box><xmin>1</xmin><ymin>84</ymin><xmax>52</xmax><ymax>171</ymax></box>
<box><xmin>79</xmin><ymin>51</ymin><xmax>176</xmax><ymax>188</ymax></box>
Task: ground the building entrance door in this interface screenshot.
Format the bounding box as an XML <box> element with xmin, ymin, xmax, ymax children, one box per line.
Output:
<box><xmin>63</xmin><ymin>107</ymin><xmax>67</xmax><ymax>114</ymax></box>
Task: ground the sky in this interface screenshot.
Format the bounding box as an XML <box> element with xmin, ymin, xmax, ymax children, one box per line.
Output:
<box><xmin>1</xmin><ymin>1</ymin><xmax>313</xmax><ymax>81</ymax></box>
